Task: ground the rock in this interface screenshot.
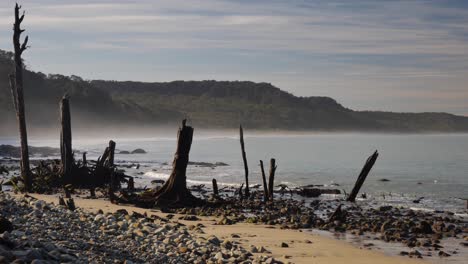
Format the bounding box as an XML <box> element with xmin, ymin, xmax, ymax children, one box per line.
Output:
<box><xmin>409</xmin><ymin>250</ymin><xmax>421</xmax><ymax>258</ymax></box>
<box><xmin>214</xmin><ymin>252</ymin><xmax>224</xmax><ymax>260</ymax></box>
<box><xmin>221</xmin><ymin>240</ymin><xmax>233</xmax><ymax>250</ymax></box>
<box><xmin>94</xmin><ymin>214</ymin><xmax>105</xmax><ymax>222</ymax></box>
<box><xmin>0</xmin><ymin>217</ymin><xmax>13</xmax><ymax>233</ymax></box>
<box><xmin>178</xmin><ymin>246</ymin><xmax>189</xmax><ymax>253</ymax></box>
<box><xmin>379</xmin><ymin>206</ymin><xmax>392</xmax><ymax>212</ymax></box>
<box><xmin>280</xmin><ymin>242</ymin><xmax>289</xmax><ymax>248</ymax></box>
<box><xmin>208</xmin><ymin>236</ymin><xmax>221</xmax><ymax>246</ymax></box>
<box><xmin>119</xmin><ymin>151</ymin><xmax>130</xmax><ymax>154</ymax></box>
<box><xmin>380</xmin><ymin>220</ymin><xmax>392</xmax><ymax>233</ymax></box>
<box><xmin>379</xmin><ymin>178</ymin><xmax>390</xmax><ymax>182</ymax></box>
<box><xmin>438</xmin><ymin>251</ymin><xmax>451</xmax><ymax>257</ymax></box>
<box><xmin>131</xmin><ymin>149</ymin><xmax>146</xmax><ymax>154</ymax></box>
<box><xmin>250</xmin><ymin>245</ymin><xmax>258</xmax><ymax>253</ymax></box>
<box><xmin>418</xmin><ymin>221</ymin><xmax>433</xmax><ymax>234</ymax></box>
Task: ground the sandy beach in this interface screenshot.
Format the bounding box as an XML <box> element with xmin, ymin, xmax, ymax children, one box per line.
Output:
<box><xmin>12</xmin><ymin>192</ymin><xmax>428</xmax><ymax>264</ymax></box>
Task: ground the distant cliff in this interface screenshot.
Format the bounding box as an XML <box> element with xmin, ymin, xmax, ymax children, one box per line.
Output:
<box><xmin>1</xmin><ymin>49</ymin><xmax>468</xmax><ymax>134</ymax></box>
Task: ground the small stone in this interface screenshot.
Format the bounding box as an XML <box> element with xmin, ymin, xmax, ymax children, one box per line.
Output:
<box><xmin>179</xmin><ymin>246</ymin><xmax>188</xmax><ymax>253</ymax></box>
<box><xmin>280</xmin><ymin>242</ymin><xmax>289</xmax><ymax>248</ymax></box>
<box><xmin>438</xmin><ymin>251</ymin><xmax>451</xmax><ymax>257</ymax></box>
<box><xmin>208</xmin><ymin>236</ymin><xmax>221</xmax><ymax>246</ymax></box>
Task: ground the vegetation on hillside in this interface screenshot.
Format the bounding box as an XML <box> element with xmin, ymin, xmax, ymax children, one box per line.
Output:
<box><xmin>1</xmin><ymin>49</ymin><xmax>468</xmax><ymax>133</ymax></box>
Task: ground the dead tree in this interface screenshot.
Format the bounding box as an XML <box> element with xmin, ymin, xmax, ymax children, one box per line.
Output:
<box><xmin>60</xmin><ymin>95</ymin><xmax>73</xmax><ymax>185</ymax></box>
<box><xmin>9</xmin><ymin>4</ymin><xmax>31</xmax><ymax>192</ymax></box>
<box><xmin>259</xmin><ymin>160</ymin><xmax>268</xmax><ymax>201</ymax></box>
<box><xmin>268</xmin><ymin>158</ymin><xmax>277</xmax><ymax>201</ymax></box>
<box><xmin>150</xmin><ymin>120</ymin><xmax>201</xmax><ymax>207</ymax></box>
<box><xmin>239</xmin><ymin>125</ymin><xmax>249</xmax><ymax>198</ymax></box>
<box><xmin>347</xmin><ymin>150</ymin><xmax>379</xmax><ymax>202</ymax></box>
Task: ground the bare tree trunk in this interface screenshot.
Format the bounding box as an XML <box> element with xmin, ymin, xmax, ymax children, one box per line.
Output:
<box><xmin>10</xmin><ymin>4</ymin><xmax>31</xmax><ymax>192</ymax></box>
<box><xmin>60</xmin><ymin>96</ymin><xmax>73</xmax><ymax>185</ymax></box>
<box><xmin>107</xmin><ymin>140</ymin><xmax>116</xmax><ymax>167</ymax></box>
<box><xmin>212</xmin><ymin>179</ymin><xmax>218</xmax><ymax>196</ymax></box>
<box><xmin>259</xmin><ymin>160</ymin><xmax>268</xmax><ymax>201</ymax></box>
<box><xmin>347</xmin><ymin>150</ymin><xmax>379</xmax><ymax>202</ymax></box>
<box><xmin>151</xmin><ymin>120</ymin><xmax>201</xmax><ymax>206</ymax></box>
<box><xmin>268</xmin><ymin>158</ymin><xmax>277</xmax><ymax>201</ymax></box>
<box><xmin>239</xmin><ymin>125</ymin><xmax>249</xmax><ymax>198</ymax></box>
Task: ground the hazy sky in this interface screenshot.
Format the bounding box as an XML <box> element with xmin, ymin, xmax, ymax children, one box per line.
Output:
<box><xmin>0</xmin><ymin>0</ymin><xmax>467</xmax><ymax>115</ymax></box>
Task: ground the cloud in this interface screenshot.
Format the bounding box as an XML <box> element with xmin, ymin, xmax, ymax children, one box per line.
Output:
<box><xmin>0</xmin><ymin>0</ymin><xmax>467</xmax><ymax>115</ymax></box>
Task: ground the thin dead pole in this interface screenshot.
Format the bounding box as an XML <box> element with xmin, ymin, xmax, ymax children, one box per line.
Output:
<box><xmin>60</xmin><ymin>95</ymin><xmax>73</xmax><ymax>185</ymax></box>
<box><xmin>347</xmin><ymin>150</ymin><xmax>379</xmax><ymax>202</ymax></box>
<box><xmin>268</xmin><ymin>158</ymin><xmax>277</xmax><ymax>201</ymax></box>
<box><xmin>239</xmin><ymin>125</ymin><xmax>249</xmax><ymax>198</ymax></box>
<box><xmin>259</xmin><ymin>160</ymin><xmax>268</xmax><ymax>201</ymax></box>
<box><xmin>10</xmin><ymin>4</ymin><xmax>31</xmax><ymax>192</ymax></box>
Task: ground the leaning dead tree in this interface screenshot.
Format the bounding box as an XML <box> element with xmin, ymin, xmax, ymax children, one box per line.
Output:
<box><xmin>9</xmin><ymin>4</ymin><xmax>31</xmax><ymax>192</ymax></box>
<box><xmin>149</xmin><ymin>120</ymin><xmax>202</xmax><ymax>207</ymax></box>
<box><xmin>347</xmin><ymin>150</ymin><xmax>379</xmax><ymax>202</ymax></box>
<box><xmin>60</xmin><ymin>95</ymin><xmax>73</xmax><ymax>185</ymax></box>
<box><xmin>239</xmin><ymin>125</ymin><xmax>250</xmax><ymax>198</ymax></box>
<box><xmin>259</xmin><ymin>160</ymin><xmax>268</xmax><ymax>201</ymax></box>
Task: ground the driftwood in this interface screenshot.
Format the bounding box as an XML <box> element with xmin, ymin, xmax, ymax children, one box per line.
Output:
<box><xmin>347</xmin><ymin>150</ymin><xmax>379</xmax><ymax>202</ymax></box>
<box><xmin>10</xmin><ymin>4</ymin><xmax>32</xmax><ymax>192</ymax></box>
<box><xmin>268</xmin><ymin>158</ymin><xmax>277</xmax><ymax>201</ymax></box>
<box><xmin>239</xmin><ymin>125</ymin><xmax>249</xmax><ymax>198</ymax></box>
<box><xmin>259</xmin><ymin>160</ymin><xmax>268</xmax><ymax>201</ymax></box>
<box><xmin>296</xmin><ymin>188</ymin><xmax>341</xmax><ymax>198</ymax></box>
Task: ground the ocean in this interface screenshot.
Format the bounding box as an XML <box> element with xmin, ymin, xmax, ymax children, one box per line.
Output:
<box><xmin>1</xmin><ymin>133</ymin><xmax>467</xmax><ymax>212</ymax></box>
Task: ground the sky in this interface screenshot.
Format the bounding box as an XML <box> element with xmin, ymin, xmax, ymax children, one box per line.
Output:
<box><xmin>0</xmin><ymin>0</ymin><xmax>467</xmax><ymax>116</ymax></box>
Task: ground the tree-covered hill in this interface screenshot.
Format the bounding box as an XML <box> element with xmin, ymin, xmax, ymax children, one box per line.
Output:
<box><xmin>1</xmin><ymin>49</ymin><xmax>468</xmax><ymax>134</ymax></box>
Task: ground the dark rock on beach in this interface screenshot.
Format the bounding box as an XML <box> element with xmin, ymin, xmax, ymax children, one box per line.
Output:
<box><xmin>131</xmin><ymin>149</ymin><xmax>147</xmax><ymax>154</ymax></box>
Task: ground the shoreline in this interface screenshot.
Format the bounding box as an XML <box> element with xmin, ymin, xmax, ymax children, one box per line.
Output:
<box><xmin>8</xmin><ymin>192</ymin><xmax>430</xmax><ymax>264</ymax></box>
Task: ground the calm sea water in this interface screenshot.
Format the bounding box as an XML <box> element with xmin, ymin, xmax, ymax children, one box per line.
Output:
<box><xmin>2</xmin><ymin>133</ymin><xmax>467</xmax><ymax>212</ymax></box>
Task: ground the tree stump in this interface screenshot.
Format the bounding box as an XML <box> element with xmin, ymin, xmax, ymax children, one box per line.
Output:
<box><xmin>212</xmin><ymin>179</ymin><xmax>219</xmax><ymax>196</ymax></box>
<box><xmin>150</xmin><ymin>120</ymin><xmax>202</xmax><ymax>207</ymax></box>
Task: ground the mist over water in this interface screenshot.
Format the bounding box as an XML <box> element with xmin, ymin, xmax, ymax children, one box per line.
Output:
<box><xmin>2</xmin><ymin>132</ymin><xmax>467</xmax><ymax>212</ymax></box>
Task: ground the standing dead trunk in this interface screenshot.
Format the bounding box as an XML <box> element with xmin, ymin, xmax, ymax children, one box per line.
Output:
<box><xmin>239</xmin><ymin>125</ymin><xmax>249</xmax><ymax>198</ymax></box>
<box><xmin>82</xmin><ymin>152</ymin><xmax>87</xmax><ymax>166</ymax></box>
<box><xmin>268</xmin><ymin>158</ymin><xmax>277</xmax><ymax>201</ymax></box>
<box><xmin>151</xmin><ymin>120</ymin><xmax>200</xmax><ymax>206</ymax></box>
<box><xmin>347</xmin><ymin>150</ymin><xmax>379</xmax><ymax>202</ymax></box>
<box><xmin>10</xmin><ymin>4</ymin><xmax>31</xmax><ymax>192</ymax></box>
<box><xmin>60</xmin><ymin>96</ymin><xmax>73</xmax><ymax>185</ymax></box>
<box><xmin>212</xmin><ymin>179</ymin><xmax>218</xmax><ymax>196</ymax></box>
<box><xmin>259</xmin><ymin>160</ymin><xmax>268</xmax><ymax>201</ymax></box>
<box><xmin>106</xmin><ymin>140</ymin><xmax>116</xmax><ymax>168</ymax></box>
